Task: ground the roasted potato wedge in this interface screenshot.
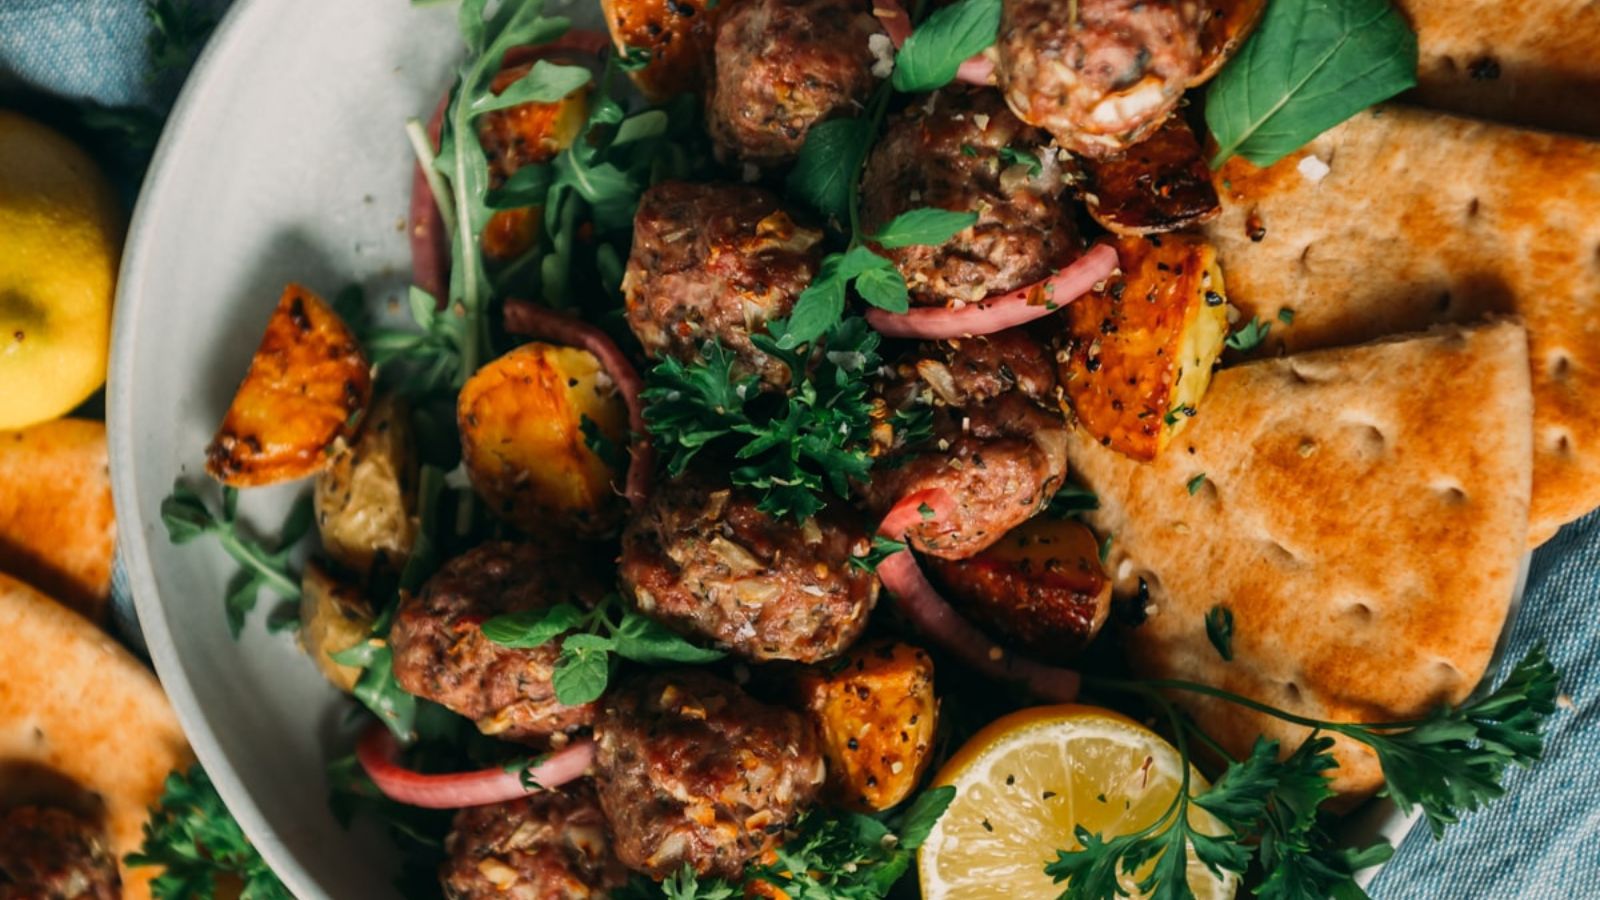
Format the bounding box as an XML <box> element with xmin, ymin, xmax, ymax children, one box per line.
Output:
<box><xmin>796</xmin><ymin>641</ymin><xmax>938</xmax><ymax>812</ymax></box>
<box><xmin>599</xmin><ymin>0</ymin><xmax>733</xmax><ymax>101</ymax></box>
<box><xmin>314</xmin><ymin>393</ymin><xmax>417</xmax><ymax>578</ymax></box>
<box><xmin>1059</xmin><ymin>235</ymin><xmax>1229</xmax><ymax>461</ymax></box>
<box><xmin>1078</xmin><ymin>116</ymin><xmax>1220</xmax><ymax>236</ymax></box>
<box><xmin>1193</xmin><ymin>0</ymin><xmax>1268</xmax><ymax>85</ymax></box>
<box><xmin>926</xmin><ymin>517</ymin><xmax>1111</xmax><ymax>661</ymax></box>
<box><xmin>458</xmin><ymin>342</ymin><xmax>629</xmax><ymax>537</ymax></box>
<box><xmin>299</xmin><ymin>561</ymin><xmax>375</xmax><ymax>693</ymax></box>
<box><xmin>478</xmin><ymin>68</ymin><xmax>589</xmax><ymax>262</ymax></box>
<box><xmin>206</xmin><ymin>284</ymin><xmax>372</xmax><ymax>486</ymax></box>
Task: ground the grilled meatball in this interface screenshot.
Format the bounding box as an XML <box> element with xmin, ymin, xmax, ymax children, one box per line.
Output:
<box><xmin>997</xmin><ymin>0</ymin><xmax>1203</xmax><ymax>157</ymax></box>
<box><xmin>441</xmin><ymin>782</ymin><xmax>627</xmax><ymax>900</ymax></box>
<box><xmin>620</xmin><ymin>474</ymin><xmax>878</xmax><ymax>662</ymax></box>
<box><xmin>391</xmin><ymin>542</ymin><xmax>604</xmax><ymax>743</ymax></box>
<box><xmin>866</xmin><ymin>331</ymin><xmax>1069</xmax><ymax>559</ymax></box>
<box><xmin>593</xmin><ymin>670</ymin><xmax>825</xmax><ymax>880</ymax></box>
<box><xmin>623</xmin><ymin>182</ymin><xmax>823</xmax><ymax>387</ymax></box>
<box><xmin>707</xmin><ymin>0</ymin><xmax>884</xmax><ymax>166</ymax></box>
<box><xmin>860</xmin><ymin>87</ymin><xmax>1078</xmax><ymax>307</ymax></box>
<box><xmin>0</xmin><ymin>806</ymin><xmax>119</xmax><ymax>900</ymax></box>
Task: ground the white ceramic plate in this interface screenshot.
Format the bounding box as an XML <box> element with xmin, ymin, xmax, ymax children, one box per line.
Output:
<box><xmin>110</xmin><ymin>1</ymin><xmax>1522</xmax><ymax>896</ymax></box>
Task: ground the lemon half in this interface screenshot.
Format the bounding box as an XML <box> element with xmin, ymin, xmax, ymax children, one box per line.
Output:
<box><xmin>0</xmin><ymin>111</ymin><xmax>122</xmax><ymax>429</ymax></box>
<box><xmin>919</xmin><ymin>704</ymin><xmax>1237</xmax><ymax>900</ymax></box>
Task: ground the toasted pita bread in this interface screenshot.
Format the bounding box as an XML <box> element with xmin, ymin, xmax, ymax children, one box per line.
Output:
<box><xmin>0</xmin><ymin>573</ymin><xmax>192</xmax><ymax>900</ymax></box>
<box><xmin>1204</xmin><ymin>105</ymin><xmax>1600</xmax><ymax>545</ymax></box>
<box><xmin>1067</xmin><ymin>323</ymin><xmax>1532</xmax><ymax>797</ymax></box>
<box><xmin>1400</xmin><ymin>0</ymin><xmax>1600</xmax><ymax>137</ymax></box>
<box><xmin>0</xmin><ymin>419</ymin><xmax>116</xmax><ymax>620</ymax></box>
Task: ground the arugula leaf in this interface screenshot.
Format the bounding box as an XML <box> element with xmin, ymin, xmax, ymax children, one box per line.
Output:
<box><xmin>160</xmin><ymin>484</ymin><xmax>308</xmax><ymax>638</ymax></box>
<box><xmin>1206</xmin><ymin>0</ymin><xmax>1418</xmax><ymax>167</ymax></box>
<box><xmin>471</xmin><ymin>60</ymin><xmax>592</xmax><ymax>113</ymax></box>
<box><xmin>1204</xmin><ymin>605</ymin><xmax>1234</xmax><ymax>662</ymax></box>
<box><xmin>869</xmin><ymin>208</ymin><xmax>978</xmax><ymax>249</ymax></box>
<box><xmin>126</xmin><ymin>764</ymin><xmax>290</xmax><ymax>900</ymax></box>
<box><xmin>788</xmin><ymin>117</ymin><xmax>875</xmax><ymax>223</ymax></box>
<box><xmin>891</xmin><ymin>0</ymin><xmax>1002</xmax><ymax>93</ymax></box>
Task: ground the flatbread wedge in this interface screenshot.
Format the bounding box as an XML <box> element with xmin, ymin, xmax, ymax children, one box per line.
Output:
<box><xmin>0</xmin><ymin>573</ymin><xmax>193</xmax><ymax>900</ymax></box>
<box><xmin>0</xmin><ymin>418</ymin><xmax>116</xmax><ymax>620</ymax></box>
<box><xmin>1066</xmin><ymin>322</ymin><xmax>1532</xmax><ymax>797</ymax></box>
<box><xmin>1398</xmin><ymin>0</ymin><xmax>1600</xmax><ymax>138</ymax></box>
<box><xmin>1204</xmin><ymin>105</ymin><xmax>1600</xmax><ymax>544</ymax></box>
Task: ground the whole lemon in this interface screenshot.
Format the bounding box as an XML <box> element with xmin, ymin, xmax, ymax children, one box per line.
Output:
<box><xmin>0</xmin><ymin>111</ymin><xmax>123</xmax><ymax>429</ymax></box>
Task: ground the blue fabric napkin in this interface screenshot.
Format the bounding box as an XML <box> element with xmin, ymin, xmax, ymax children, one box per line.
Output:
<box><xmin>4</xmin><ymin>2</ymin><xmax>1593</xmax><ymax>898</ymax></box>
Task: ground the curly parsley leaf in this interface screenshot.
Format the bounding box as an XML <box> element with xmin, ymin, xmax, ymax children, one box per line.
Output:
<box><xmin>643</xmin><ymin>317</ymin><xmax>883</xmax><ymax>520</ymax></box>
<box><xmin>126</xmin><ymin>764</ymin><xmax>290</xmax><ymax>900</ymax></box>
<box><xmin>891</xmin><ymin>0</ymin><xmax>1002</xmax><ymax>93</ymax></box>
<box><xmin>1206</xmin><ymin>0</ymin><xmax>1418</xmax><ymax>167</ymax></box>
<box><xmin>160</xmin><ymin>483</ymin><xmax>308</xmax><ymax>639</ymax></box>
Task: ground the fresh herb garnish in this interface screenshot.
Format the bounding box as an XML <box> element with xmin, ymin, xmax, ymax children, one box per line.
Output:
<box><xmin>649</xmin><ymin>786</ymin><xmax>956</xmax><ymax>899</ymax></box>
<box><xmin>160</xmin><ymin>483</ymin><xmax>311</xmax><ymax>639</ymax></box>
<box><xmin>642</xmin><ymin>316</ymin><xmax>883</xmax><ymax>520</ymax></box>
<box><xmin>1186</xmin><ymin>473</ymin><xmax>1207</xmax><ymax>496</ymax></box>
<box><xmin>1204</xmin><ymin>605</ymin><xmax>1234</xmax><ymax>661</ymax></box>
<box><xmin>1053</xmin><ymin>647</ymin><xmax>1561</xmax><ymax>898</ymax></box>
<box><xmin>891</xmin><ymin>0</ymin><xmax>1002</xmax><ymax>93</ymax></box>
<box><xmin>1048</xmin><ymin>484</ymin><xmax>1101</xmax><ymax>520</ymax></box>
<box><xmin>145</xmin><ymin>0</ymin><xmax>219</xmax><ymax>81</ymax></box>
<box><xmin>851</xmin><ymin>534</ymin><xmax>911</xmax><ymax>572</ymax></box>
<box><xmin>788</xmin><ymin>118</ymin><xmax>875</xmax><ymax>224</ymax></box>
<box><xmin>483</xmin><ymin>593</ymin><xmax>725</xmax><ymax>706</ymax></box>
<box><xmin>126</xmin><ymin>764</ymin><xmax>290</xmax><ymax>900</ymax></box>
<box><xmin>1224</xmin><ymin>316</ymin><xmax>1272</xmax><ymax>352</ymax></box>
<box><xmin>1000</xmin><ymin>145</ymin><xmax>1044</xmax><ymax>176</ymax></box>
<box><xmin>1277</xmin><ymin>307</ymin><xmax>1296</xmax><ymax>326</ymax></box>
<box><xmin>1205</xmin><ymin>0</ymin><xmax>1418</xmax><ymax>167</ymax></box>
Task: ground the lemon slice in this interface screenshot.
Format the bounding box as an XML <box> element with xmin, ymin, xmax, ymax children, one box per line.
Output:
<box><xmin>919</xmin><ymin>704</ymin><xmax>1236</xmax><ymax>900</ymax></box>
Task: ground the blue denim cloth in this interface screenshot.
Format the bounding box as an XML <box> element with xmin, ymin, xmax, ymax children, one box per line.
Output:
<box><xmin>6</xmin><ymin>2</ymin><xmax>1595</xmax><ymax>898</ymax></box>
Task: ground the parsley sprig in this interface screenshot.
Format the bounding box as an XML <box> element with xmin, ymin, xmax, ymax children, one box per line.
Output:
<box><xmin>1050</xmin><ymin>647</ymin><xmax>1561</xmax><ymax>899</ymax></box>
<box><xmin>642</xmin><ymin>316</ymin><xmax>884</xmax><ymax>520</ymax></box>
<box><xmin>630</xmin><ymin>787</ymin><xmax>957</xmax><ymax>899</ymax></box>
<box><xmin>482</xmin><ymin>592</ymin><xmax>724</xmax><ymax>706</ymax></box>
<box><xmin>127</xmin><ymin>764</ymin><xmax>290</xmax><ymax>900</ymax></box>
<box><xmin>160</xmin><ymin>483</ymin><xmax>312</xmax><ymax>639</ymax></box>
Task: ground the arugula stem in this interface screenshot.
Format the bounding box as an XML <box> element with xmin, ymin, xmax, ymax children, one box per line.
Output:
<box><xmin>404</xmin><ymin>116</ymin><xmax>458</xmax><ymax>238</ymax></box>
<box><xmin>216</xmin><ymin>531</ymin><xmax>299</xmax><ymax>599</ymax></box>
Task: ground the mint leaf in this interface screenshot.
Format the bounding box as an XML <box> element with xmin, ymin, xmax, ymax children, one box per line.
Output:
<box><xmin>482</xmin><ymin>602</ymin><xmax>587</xmax><ymax>649</ymax></box>
<box><xmin>614</xmin><ymin>610</ymin><xmax>725</xmax><ymax>664</ymax></box>
<box><xmin>855</xmin><ymin>265</ymin><xmax>911</xmax><ymax>312</ymax></box>
<box><xmin>891</xmin><ymin>0</ymin><xmax>1002</xmax><ymax>93</ymax></box>
<box><xmin>788</xmin><ymin>117</ymin><xmax>874</xmax><ymax>222</ymax></box>
<box><xmin>552</xmin><ymin>644</ymin><xmax>611</xmax><ymax>705</ymax></box>
<box><xmin>896</xmin><ymin>785</ymin><xmax>956</xmax><ymax>850</ymax></box>
<box><xmin>1206</xmin><ymin>0</ymin><xmax>1418</xmax><ymax>167</ymax></box>
<box><xmin>870</xmin><ymin>208</ymin><xmax>978</xmax><ymax>249</ymax></box>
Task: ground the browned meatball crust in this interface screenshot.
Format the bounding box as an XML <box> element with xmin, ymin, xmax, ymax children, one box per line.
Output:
<box><xmin>593</xmin><ymin>670</ymin><xmax>825</xmax><ymax>880</ymax></box>
<box><xmin>0</xmin><ymin>806</ymin><xmax>119</xmax><ymax>900</ymax></box>
<box><xmin>997</xmin><ymin>0</ymin><xmax>1204</xmax><ymax>157</ymax></box>
<box><xmin>620</xmin><ymin>475</ymin><xmax>878</xmax><ymax>662</ymax></box>
<box><xmin>866</xmin><ymin>331</ymin><xmax>1069</xmax><ymax>559</ymax></box>
<box><xmin>707</xmin><ymin>0</ymin><xmax>884</xmax><ymax>166</ymax></box>
<box><xmin>441</xmin><ymin>782</ymin><xmax>627</xmax><ymax>900</ymax></box>
<box><xmin>391</xmin><ymin>542</ymin><xmax>603</xmax><ymax>743</ymax></box>
<box><xmin>623</xmin><ymin>182</ymin><xmax>823</xmax><ymax>388</ymax></box>
<box><xmin>860</xmin><ymin>87</ymin><xmax>1078</xmax><ymax>306</ymax></box>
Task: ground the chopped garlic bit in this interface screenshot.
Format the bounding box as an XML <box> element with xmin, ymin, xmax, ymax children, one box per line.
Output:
<box><xmin>869</xmin><ymin>33</ymin><xmax>895</xmax><ymax>78</ymax></box>
<box><xmin>1297</xmin><ymin>154</ymin><xmax>1331</xmax><ymax>183</ymax></box>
